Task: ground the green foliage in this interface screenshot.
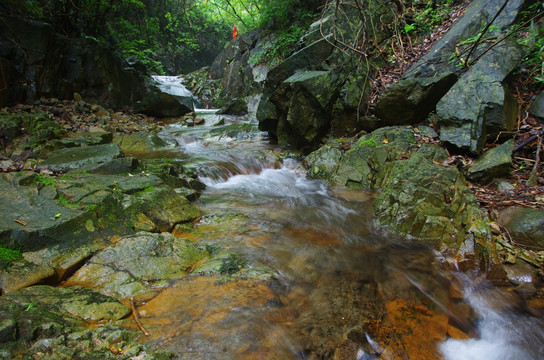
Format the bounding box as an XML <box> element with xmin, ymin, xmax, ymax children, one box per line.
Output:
<box><xmin>57</xmin><ymin>194</ymin><xmax>81</xmax><ymax>208</ymax></box>
<box><xmin>3</xmin><ymin>0</ymin><xmax>43</xmax><ymax>18</ymax></box>
<box><xmin>517</xmin><ymin>3</ymin><xmax>544</xmax><ymax>84</ymax></box>
<box><xmin>407</xmin><ymin>0</ymin><xmax>456</xmax><ymax>36</ymax></box>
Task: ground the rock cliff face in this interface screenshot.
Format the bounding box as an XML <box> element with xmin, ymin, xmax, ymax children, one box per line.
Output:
<box><xmin>256</xmin><ymin>2</ymin><xmax>391</xmax><ymax>153</ymax></box>
<box><xmin>0</xmin><ymin>16</ymin><xmax>193</xmax><ymax>117</ymax></box>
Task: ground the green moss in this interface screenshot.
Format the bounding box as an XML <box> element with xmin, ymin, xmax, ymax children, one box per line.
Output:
<box><xmin>0</xmin><ymin>246</ymin><xmax>22</xmax><ymax>262</ymax></box>
<box><xmin>34</xmin><ymin>174</ymin><xmax>57</xmax><ymax>187</ymax></box>
<box><xmin>135</xmin><ymin>185</ymin><xmax>155</xmax><ymax>196</ymax></box>
<box><xmin>57</xmin><ymin>194</ymin><xmax>81</xmax><ymax>208</ymax></box>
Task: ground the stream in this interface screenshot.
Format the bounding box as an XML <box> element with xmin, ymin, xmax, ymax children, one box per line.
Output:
<box><xmin>136</xmin><ymin>78</ymin><xmax>544</xmax><ymax>360</ymax></box>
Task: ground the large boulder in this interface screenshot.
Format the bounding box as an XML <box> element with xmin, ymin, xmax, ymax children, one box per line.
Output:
<box><xmin>373</xmin><ymin>153</ymin><xmax>490</xmax><ymax>250</ymax></box>
<box><xmin>0</xmin><ymin>15</ymin><xmax>192</xmax><ymax>116</ymax></box>
<box><xmin>330</xmin><ymin>126</ymin><xmax>420</xmax><ymax>188</ymax></box>
<box><xmin>273</xmin><ymin>70</ymin><xmax>341</xmax><ymax>152</ymax></box>
<box><xmin>306</xmin><ymin>126</ymin><xmax>491</xmax><ymax>255</ymax></box>
<box><xmin>257</xmin><ymin>1</ymin><xmax>397</xmax><ymax>153</ymax></box>
<box><xmin>436</xmin><ymin>39</ymin><xmax>522</xmax><ymax>153</ymax></box>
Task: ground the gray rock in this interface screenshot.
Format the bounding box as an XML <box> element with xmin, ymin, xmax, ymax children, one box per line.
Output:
<box><xmin>437</xmin><ymin>39</ymin><xmax>522</xmax><ymax>153</ymax></box>
<box><xmin>0</xmin><ymin>318</ymin><xmax>16</xmax><ymax>343</ymax></box>
<box><xmin>85</xmin><ymin>157</ymin><xmax>140</xmax><ymax>175</ymax></box>
<box><xmin>218</xmin><ymin>98</ymin><xmax>248</xmax><ymax>115</ymax></box>
<box><xmin>136</xmin><ymin>85</ymin><xmax>194</xmax><ymax>117</ymax></box>
<box><xmin>405</xmin><ymin>0</ymin><xmax>527</xmax><ymax>78</ymax></box>
<box><xmin>374</xmin><ymin>73</ymin><xmax>457</xmax><ymax>125</ymax></box>
<box><xmin>498</xmin><ymin>207</ymin><xmax>544</xmax><ymax>250</ymax></box>
<box><xmin>38</xmin><ymin>143</ymin><xmax>124</xmax><ymax>172</ymax></box>
<box><xmin>50</xmin><ymin>132</ymin><xmax>113</xmax><ymax>150</ymax></box>
<box><xmin>466</xmin><ymin>139</ymin><xmax>514</xmax><ymax>183</ymax></box>
<box><xmin>529</xmin><ymin>92</ymin><xmax>544</xmax><ymax>118</ymax></box>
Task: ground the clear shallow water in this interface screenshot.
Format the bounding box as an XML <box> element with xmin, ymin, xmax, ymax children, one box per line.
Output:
<box><xmin>139</xmin><ymin>107</ymin><xmax>544</xmax><ymax>359</ymax></box>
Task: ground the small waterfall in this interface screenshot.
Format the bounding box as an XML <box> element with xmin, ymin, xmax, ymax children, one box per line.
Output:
<box><xmin>440</xmin><ymin>273</ymin><xmax>544</xmax><ymax>360</ymax></box>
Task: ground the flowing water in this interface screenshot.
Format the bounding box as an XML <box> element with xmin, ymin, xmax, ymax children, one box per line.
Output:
<box><xmin>137</xmin><ymin>78</ymin><xmax>544</xmax><ymax>359</ymax></box>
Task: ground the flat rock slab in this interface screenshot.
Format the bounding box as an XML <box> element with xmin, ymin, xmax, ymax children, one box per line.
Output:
<box><xmin>67</xmin><ymin>232</ymin><xmax>208</xmax><ymax>301</ymax></box>
<box><xmin>0</xmin><ymin>173</ymin><xmax>85</xmax><ymax>251</ymax></box>
<box><xmin>38</xmin><ymin>143</ymin><xmax>123</xmax><ymax>172</ymax></box>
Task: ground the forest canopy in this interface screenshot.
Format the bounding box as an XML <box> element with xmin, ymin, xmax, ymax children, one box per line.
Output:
<box><xmin>1</xmin><ymin>0</ymin><xmax>324</xmax><ymax>74</ymax></box>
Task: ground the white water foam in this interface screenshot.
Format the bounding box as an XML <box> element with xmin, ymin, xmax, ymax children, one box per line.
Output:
<box><xmin>440</xmin><ymin>275</ymin><xmax>544</xmax><ymax>360</ymax></box>
<box><xmin>207</xmin><ymin>166</ymin><xmax>357</xmax><ymax>227</ymax></box>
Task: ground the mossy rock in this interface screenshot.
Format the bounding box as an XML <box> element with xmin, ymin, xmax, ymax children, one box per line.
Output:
<box><xmin>67</xmin><ymin>232</ymin><xmax>208</xmax><ymax>300</ymax></box>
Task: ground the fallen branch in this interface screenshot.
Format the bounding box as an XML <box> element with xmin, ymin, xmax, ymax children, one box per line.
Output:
<box><xmin>513</xmin><ymin>129</ymin><xmax>544</xmax><ymax>152</ymax></box>
<box><xmin>527</xmin><ymin>136</ymin><xmax>542</xmax><ymax>186</ymax></box>
<box><xmin>130</xmin><ymin>297</ymin><xmax>149</xmax><ymax>336</ymax></box>
<box><xmin>13</xmin><ymin>219</ymin><xmax>26</xmax><ymax>226</ymax></box>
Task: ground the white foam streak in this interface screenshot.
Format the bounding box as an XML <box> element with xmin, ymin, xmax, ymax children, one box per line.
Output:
<box><xmin>208</xmin><ymin>167</ymin><xmax>356</xmax><ymax>222</ymax></box>
<box><xmin>440</xmin><ymin>274</ymin><xmax>544</xmax><ymax>360</ymax></box>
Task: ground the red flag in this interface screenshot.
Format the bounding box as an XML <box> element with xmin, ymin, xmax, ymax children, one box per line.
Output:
<box><xmin>233</xmin><ymin>24</ymin><xmax>238</xmax><ymax>39</ymax></box>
